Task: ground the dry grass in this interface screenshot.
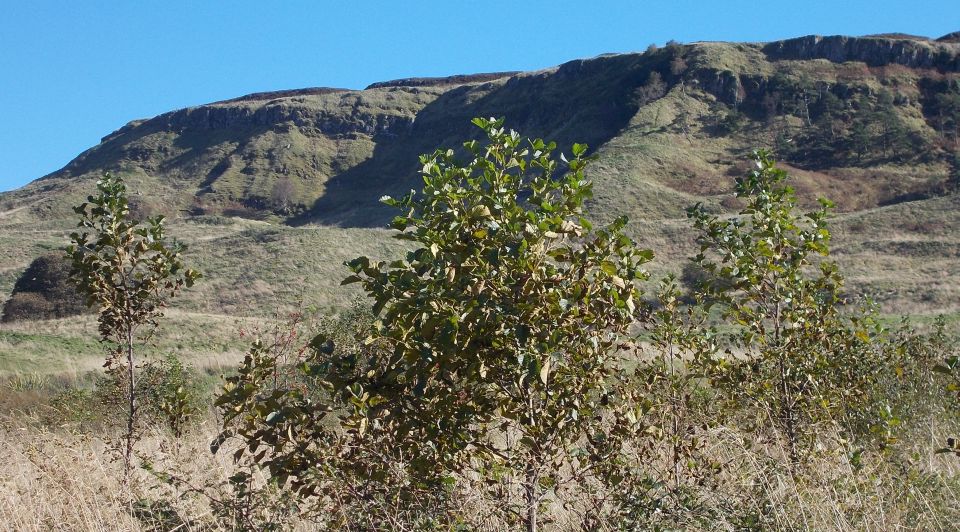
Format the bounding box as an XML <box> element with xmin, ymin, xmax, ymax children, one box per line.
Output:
<box><xmin>711</xmin><ymin>428</ymin><xmax>960</xmax><ymax>531</ymax></box>
<box><xmin>0</xmin><ymin>411</ymin><xmax>327</xmax><ymax>531</ymax></box>
<box><xmin>0</xmin><ymin>420</ymin><xmax>190</xmax><ymax>531</ymax></box>
<box><xmin>0</xmin><ymin>403</ymin><xmax>956</xmax><ymax>531</ymax></box>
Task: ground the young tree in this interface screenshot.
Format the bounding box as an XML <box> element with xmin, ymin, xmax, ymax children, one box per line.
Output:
<box><xmin>669</xmin><ymin>52</ymin><xmax>687</xmax><ymax>94</ymax></box>
<box><xmin>340</xmin><ymin>117</ymin><xmax>652</xmax><ymax>530</ymax></box>
<box><xmin>218</xmin><ymin>118</ymin><xmax>653</xmax><ymax>531</ymax></box>
<box><xmin>687</xmin><ymin>151</ymin><xmax>889</xmax><ymax>466</ymax></box>
<box><xmin>270</xmin><ymin>176</ymin><xmax>297</xmax><ymax>215</ymax></box>
<box><xmin>934</xmin><ymin>83</ymin><xmax>960</xmax><ymax>145</ymax></box>
<box><xmin>848</xmin><ymin>118</ymin><xmax>872</xmax><ymax>163</ymax></box>
<box><xmin>67</xmin><ymin>174</ymin><xmax>200</xmax><ymax>475</ymax></box>
<box><xmin>867</xmin><ymin>90</ymin><xmax>916</xmax><ymax>161</ymax></box>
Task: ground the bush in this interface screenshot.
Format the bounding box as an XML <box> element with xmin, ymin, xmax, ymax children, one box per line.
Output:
<box><xmin>217</xmin><ymin>118</ymin><xmax>654</xmax><ymax>530</ymax></box>
<box><xmin>1</xmin><ymin>292</ymin><xmax>54</xmax><ymax>322</ymax></box>
<box><xmin>1</xmin><ymin>253</ymin><xmax>91</xmax><ymax>322</ymax></box>
<box><xmin>688</xmin><ymin>150</ymin><xmax>893</xmax><ymax>464</ymax></box>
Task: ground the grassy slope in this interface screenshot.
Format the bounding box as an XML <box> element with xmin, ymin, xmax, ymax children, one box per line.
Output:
<box><xmin>1</xmin><ymin>37</ymin><xmax>959</xmax><ymax>375</ymax></box>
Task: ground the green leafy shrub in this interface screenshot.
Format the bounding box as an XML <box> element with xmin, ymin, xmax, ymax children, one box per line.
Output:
<box><xmin>214</xmin><ymin>306</ymin><xmax>462</xmax><ymax>529</ymax></box>
<box><xmin>688</xmin><ymin>150</ymin><xmax>892</xmax><ymax>465</ymax></box>
<box><xmin>136</xmin><ymin>354</ymin><xmax>202</xmax><ymax>438</ymax></box>
<box><xmin>217</xmin><ymin>118</ymin><xmax>654</xmax><ymax>530</ymax></box>
<box><xmin>39</xmin><ymin>355</ymin><xmax>204</xmax><ymax>437</ymax></box>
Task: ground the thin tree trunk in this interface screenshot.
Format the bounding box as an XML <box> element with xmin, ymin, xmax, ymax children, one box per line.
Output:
<box><xmin>778</xmin><ymin>356</ymin><xmax>799</xmax><ymax>466</ymax></box>
<box><xmin>669</xmin><ymin>342</ymin><xmax>681</xmax><ymax>490</ymax></box>
<box><xmin>124</xmin><ymin>325</ymin><xmax>136</xmax><ymax>478</ymax></box>
<box><xmin>525</xmin><ymin>460</ymin><xmax>539</xmax><ymax>532</ymax></box>
<box><xmin>774</xmin><ymin>300</ymin><xmax>799</xmax><ymax>467</ymax></box>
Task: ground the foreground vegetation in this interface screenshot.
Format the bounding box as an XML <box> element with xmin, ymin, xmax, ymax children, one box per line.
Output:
<box><xmin>1</xmin><ymin>119</ymin><xmax>959</xmax><ymax>530</ymax></box>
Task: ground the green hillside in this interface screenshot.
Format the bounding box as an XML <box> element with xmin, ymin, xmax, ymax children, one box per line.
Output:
<box><xmin>2</xmin><ymin>33</ymin><xmax>960</xmax><ymax>373</ymax></box>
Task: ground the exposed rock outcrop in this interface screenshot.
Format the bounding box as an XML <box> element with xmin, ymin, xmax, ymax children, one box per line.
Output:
<box><xmin>763</xmin><ymin>35</ymin><xmax>960</xmax><ymax>71</ymax></box>
<box><xmin>366</xmin><ymin>72</ymin><xmax>518</xmax><ymax>89</ymax></box>
<box><xmin>937</xmin><ymin>32</ymin><xmax>960</xmax><ymax>43</ymax></box>
<box><xmin>150</xmin><ymin>102</ymin><xmax>416</xmax><ymax>137</ymax></box>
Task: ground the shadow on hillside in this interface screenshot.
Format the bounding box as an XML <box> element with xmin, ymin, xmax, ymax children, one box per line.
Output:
<box><xmin>295</xmin><ymin>53</ymin><xmax>667</xmax><ymax>228</ymax></box>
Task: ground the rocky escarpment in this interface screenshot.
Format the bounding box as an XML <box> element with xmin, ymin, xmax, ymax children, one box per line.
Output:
<box><xmin>150</xmin><ymin>99</ymin><xmax>416</xmax><ymax>137</ymax></box>
<box><xmin>763</xmin><ymin>34</ymin><xmax>960</xmax><ymax>71</ymax></box>
<box><xmin>57</xmin><ymin>84</ymin><xmax>447</xmax><ymax>199</ymax></box>
<box><xmin>681</xmin><ymin>34</ymin><xmax>960</xmax><ymax>108</ymax></box>
<box><xmin>8</xmin><ymin>32</ymin><xmax>960</xmax><ymax>226</ymax></box>
<box><xmin>214</xmin><ymin>87</ymin><xmax>348</xmax><ymax>104</ymax></box>
<box><xmin>366</xmin><ymin>72</ymin><xmax>519</xmax><ymax>89</ymax></box>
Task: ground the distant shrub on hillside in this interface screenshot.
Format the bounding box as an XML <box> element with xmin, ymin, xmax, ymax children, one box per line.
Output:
<box><xmin>1</xmin><ymin>253</ymin><xmax>90</xmax><ymax>322</ymax></box>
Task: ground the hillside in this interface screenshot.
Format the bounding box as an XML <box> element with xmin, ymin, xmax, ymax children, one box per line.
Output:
<box><xmin>2</xmin><ymin>33</ymin><xmax>960</xmax><ymax>367</ymax></box>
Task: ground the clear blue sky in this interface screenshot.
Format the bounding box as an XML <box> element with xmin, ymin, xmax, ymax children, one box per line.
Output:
<box><xmin>1</xmin><ymin>0</ymin><xmax>957</xmax><ymax>192</ymax></box>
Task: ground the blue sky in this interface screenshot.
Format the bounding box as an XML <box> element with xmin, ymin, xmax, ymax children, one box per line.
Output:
<box><xmin>1</xmin><ymin>0</ymin><xmax>957</xmax><ymax>192</ymax></box>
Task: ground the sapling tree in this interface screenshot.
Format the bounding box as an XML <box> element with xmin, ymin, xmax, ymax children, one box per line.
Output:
<box><xmin>338</xmin><ymin>118</ymin><xmax>654</xmax><ymax>530</ymax></box>
<box><xmin>67</xmin><ymin>174</ymin><xmax>199</xmax><ymax>475</ymax></box>
<box><xmin>217</xmin><ymin>118</ymin><xmax>654</xmax><ymax>531</ymax></box>
<box><xmin>687</xmin><ymin>150</ymin><xmax>889</xmax><ymax>466</ymax></box>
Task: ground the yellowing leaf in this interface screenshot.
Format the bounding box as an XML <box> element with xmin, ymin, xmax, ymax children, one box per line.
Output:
<box><xmin>539</xmin><ymin>358</ymin><xmax>551</xmax><ymax>385</ymax></box>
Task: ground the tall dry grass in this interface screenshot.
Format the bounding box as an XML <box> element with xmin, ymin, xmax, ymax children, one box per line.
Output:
<box><xmin>0</xmin><ymin>417</ymin><xmax>218</xmax><ymax>531</ymax></box>
<box><xmin>1</xmin><ymin>408</ymin><xmax>957</xmax><ymax>531</ymax></box>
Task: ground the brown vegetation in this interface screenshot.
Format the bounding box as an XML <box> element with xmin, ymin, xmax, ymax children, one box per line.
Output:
<box><xmin>1</xmin><ymin>253</ymin><xmax>90</xmax><ymax>323</ymax></box>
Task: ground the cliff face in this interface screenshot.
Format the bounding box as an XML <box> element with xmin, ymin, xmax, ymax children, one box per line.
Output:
<box><xmin>149</xmin><ymin>95</ymin><xmax>415</xmax><ymax>135</ymax></box>
<box><xmin>365</xmin><ymin>72</ymin><xmax>519</xmax><ymax>89</ymax></box>
<box><xmin>763</xmin><ymin>35</ymin><xmax>960</xmax><ymax>70</ymax></box>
